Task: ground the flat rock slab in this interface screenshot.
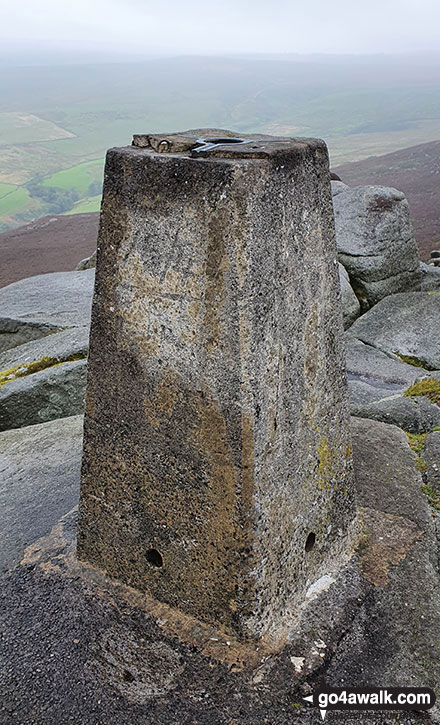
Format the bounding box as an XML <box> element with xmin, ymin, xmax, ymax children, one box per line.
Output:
<box><xmin>353</xmin><ymin>394</ymin><xmax>440</xmax><ymax>433</ymax></box>
<box><xmin>0</xmin><ymin>359</ymin><xmax>87</xmax><ymax>431</ymax></box>
<box><xmin>0</xmin><ymin>269</ymin><xmax>94</xmax><ymax>352</ymax></box>
<box><xmin>0</xmin><ymin>414</ymin><xmax>83</xmax><ymax>572</ymax></box>
<box><xmin>0</xmin><ymin>326</ymin><xmax>90</xmax><ymax>370</ymax></box>
<box><xmin>1</xmin><ymin>417</ymin><xmax>439</xmax><ymax>724</ymax></box>
<box><xmin>345</xmin><ymin>337</ymin><xmax>426</xmax><ymax>411</ymax></box>
<box><xmin>420</xmin><ymin>262</ymin><xmax>440</xmax><ymax>291</ymax></box>
<box><xmin>345</xmin><ymin>337</ymin><xmax>423</xmax><ymax>389</ymax></box>
<box><xmin>347</xmin><ymin>292</ymin><xmax>440</xmax><ymax>371</ymax></box>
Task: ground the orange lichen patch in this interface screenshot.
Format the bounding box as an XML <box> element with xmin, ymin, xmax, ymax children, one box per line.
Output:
<box><xmin>187</xmin><ymin>300</ymin><xmax>201</xmax><ymax>321</ymax></box>
<box><xmin>357</xmin><ymin>507</ymin><xmax>421</xmax><ymax>586</ymax></box>
<box><xmin>191</xmin><ymin>387</ymin><xmax>242</xmax><ymax>545</ymax></box>
<box><xmin>164</xmin><ymin>268</ymin><xmax>184</xmax><ymax>293</ymax></box>
<box><xmin>143</xmin><ymin>369</ymin><xmax>181</xmax><ymax>429</ymax></box>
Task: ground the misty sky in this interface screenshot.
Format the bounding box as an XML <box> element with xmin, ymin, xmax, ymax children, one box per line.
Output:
<box><xmin>3</xmin><ymin>0</ymin><xmax>440</xmax><ymax>56</ymax></box>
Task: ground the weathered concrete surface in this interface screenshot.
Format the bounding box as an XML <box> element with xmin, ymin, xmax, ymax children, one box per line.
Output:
<box><xmin>0</xmin><ymin>359</ymin><xmax>86</xmax><ymax>431</ymax></box>
<box><xmin>0</xmin><ymin>269</ymin><xmax>94</xmax><ymax>352</ymax></box>
<box><xmin>333</xmin><ymin>185</ymin><xmax>421</xmax><ymax>309</ymax></box>
<box><xmin>0</xmin><ymin>414</ymin><xmax>83</xmax><ymax>572</ymax></box>
<box><xmin>78</xmin><ymin>130</ymin><xmax>355</xmax><ymax>642</ymax></box>
<box><xmin>347</xmin><ymin>292</ymin><xmax>440</xmax><ymax>371</ymax></box>
<box><xmin>1</xmin><ymin>417</ymin><xmax>438</xmax><ymax>724</ymax></box>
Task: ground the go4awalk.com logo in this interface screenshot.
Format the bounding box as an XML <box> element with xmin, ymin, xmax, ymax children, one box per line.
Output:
<box><xmin>303</xmin><ymin>686</ymin><xmax>436</xmax><ymax>720</ymax></box>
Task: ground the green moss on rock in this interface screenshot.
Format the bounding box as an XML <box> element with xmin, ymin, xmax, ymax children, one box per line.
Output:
<box><xmin>404</xmin><ymin>431</ymin><xmax>428</xmax><ymax>453</ymax></box>
<box><xmin>395</xmin><ymin>353</ymin><xmax>433</xmax><ymax>369</ymax></box>
<box><xmin>0</xmin><ymin>352</ymin><xmax>86</xmax><ymax>388</ymax></box>
<box><xmin>403</xmin><ymin>378</ymin><xmax>440</xmax><ymax>407</ymax></box>
<box><xmin>421</xmin><ymin>483</ymin><xmax>440</xmax><ymax>512</ymax></box>
<box><xmin>403</xmin><ymin>431</ymin><xmax>439</xmax><ymax>514</ymax></box>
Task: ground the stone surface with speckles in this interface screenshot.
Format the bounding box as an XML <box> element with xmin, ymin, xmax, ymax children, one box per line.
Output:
<box><xmin>0</xmin><ymin>269</ymin><xmax>94</xmax><ymax>353</ymax></box>
<box><xmin>1</xmin><ymin>416</ymin><xmax>439</xmax><ymax>724</ymax></box>
<box><xmin>77</xmin><ymin>130</ymin><xmax>356</xmax><ymax>643</ymax></box>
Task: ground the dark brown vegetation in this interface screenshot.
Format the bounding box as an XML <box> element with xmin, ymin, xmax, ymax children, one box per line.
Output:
<box><xmin>334</xmin><ymin>140</ymin><xmax>440</xmax><ymax>261</ymax></box>
<box><xmin>0</xmin><ymin>213</ymin><xmax>98</xmax><ymax>288</ymax></box>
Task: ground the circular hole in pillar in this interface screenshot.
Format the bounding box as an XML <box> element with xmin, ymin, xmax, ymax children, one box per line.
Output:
<box><xmin>146</xmin><ymin>548</ymin><xmax>163</xmax><ymax>567</ymax></box>
<box><xmin>305</xmin><ymin>532</ymin><xmax>316</xmax><ymax>552</ymax></box>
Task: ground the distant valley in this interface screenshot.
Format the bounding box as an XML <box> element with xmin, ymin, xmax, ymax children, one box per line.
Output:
<box><xmin>0</xmin><ymin>53</ymin><xmax>439</xmax><ymax>236</ymax></box>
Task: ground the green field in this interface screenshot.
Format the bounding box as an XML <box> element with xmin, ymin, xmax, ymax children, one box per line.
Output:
<box><xmin>0</xmin><ymin>182</ymin><xmax>17</xmax><ymax>197</ymax></box>
<box><xmin>1</xmin><ymin>54</ymin><xmax>440</xmax><ymax>230</ymax></box>
<box><xmin>0</xmin><ymin>185</ymin><xmax>31</xmax><ymax>216</ymax></box>
<box><xmin>43</xmin><ymin>159</ymin><xmax>104</xmax><ymax>194</ymax></box>
<box><xmin>66</xmin><ymin>195</ymin><xmax>102</xmax><ymax>215</ymax></box>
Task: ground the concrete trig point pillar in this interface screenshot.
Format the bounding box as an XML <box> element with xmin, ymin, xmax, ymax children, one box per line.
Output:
<box><xmin>77</xmin><ymin>129</ymin><xmax>355</xmax><ymax>643</ymax></box>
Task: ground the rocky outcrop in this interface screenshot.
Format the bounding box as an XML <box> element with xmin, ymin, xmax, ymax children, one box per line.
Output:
<box><xmin>338</xmin><ymin>262</ymin><xmax>360</xmax><ymax>328</ymax></box>
<box><xmin>0</xmin><ymin>326</ymin><xmax>89</xmax><ymax>371</ymax></box>
<box><xmin>347</xmin><ymin>291</ymin><xmax>440</xmax><ymax>370</ymax></box>
<box><xmin>345</xmin><ymin>336</ymin><xmax>424</xmax><ymax>409</ymax></box>
<box><xmin>1</xmin><ymin>415</ymin><xmax>439</xmax><ymax>723</ymax></box>
<box><xmin>352</xmin><ymin>394</ymin><xmax>440</xmax><ymax>433</ymax></box>
<box><xmin>424</xmin><ymin>430</ymin><xmax>440</xmax><ymax>496</ymax></box>
<box><xmin>332</xmin><ymin>184</ymin><xmax>421</xmax><ymax>309</ymax></box>
<box><xmin>76</xmin><ymin>249</ymin><xmax>97</xmax><ymax>271</ymax></box>
<box><xmin>338</xmin><ymin>418</ymin><xmax>440</xmax><ymax>716</ymax></box>
<box><xmin>0</xmin><ymin>269</ymin><xmax>94</xmax><ymax>352</ymax></box>
<box><xmin>1</xmin><ymin>172</ymin><xmax>440</xmax><ymax>720</ymax></box>
<box><xmin>345</xmin><ymin>293</ymin><xmax>440</xmax><ymax>432</ymax></box>
<box><xmin>0</xmin><ymin>414</ymin><xmax>83</xmax><ymax>572</ymax></box>
<box><xmin>0</xmin><ymin>314</ymin><xmax>90</xmax><ymax>431</ymax></box>
<box><xmin>0</xmin><ymin>359</ymin><xmax>87</xmax><ymax>431</ymax></box>
<box><xmin>429</xmin><ymin>249</ymin><xmax>440</xmax><ymax>266</ymax></box>
<box><xmin>420</xmin><ymin>261</ymin><xmax>440</xmax><ymax>291</ymax></box>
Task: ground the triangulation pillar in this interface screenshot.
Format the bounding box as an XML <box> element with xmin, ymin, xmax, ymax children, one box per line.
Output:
<box><xmin>77</xmin><ymin>129</ymin><xmax>355</xmax><ymax>643</ymax></box>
